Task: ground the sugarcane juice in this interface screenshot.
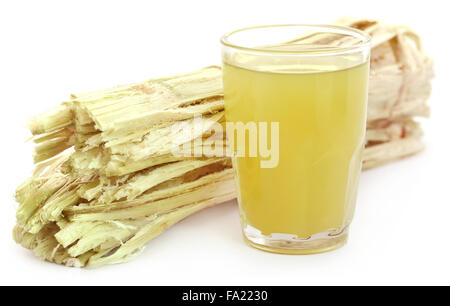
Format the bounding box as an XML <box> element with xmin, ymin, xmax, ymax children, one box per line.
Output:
<box><xmin>223</xmin><ymin>59</ymin><xmax>369</xmax><ymax>240</ymax></box>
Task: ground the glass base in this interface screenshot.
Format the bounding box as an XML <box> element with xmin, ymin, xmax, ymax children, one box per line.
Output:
<box><xmin>243</xmin><ymin>225</ymin><xmax>349</xmax><ymax>255</ymax></box>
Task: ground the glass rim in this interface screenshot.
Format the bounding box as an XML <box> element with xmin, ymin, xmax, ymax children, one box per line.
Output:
<box><xmin>220</xmin><ymin>24</ymin><xmax>372</xmax><ymax>56</ymax></box>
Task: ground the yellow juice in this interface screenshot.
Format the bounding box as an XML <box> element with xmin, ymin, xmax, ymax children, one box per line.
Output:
<box><xmin>223</xmin><ymin>61</ymin><xmax>369</xmax><ymax>242</ymax></box>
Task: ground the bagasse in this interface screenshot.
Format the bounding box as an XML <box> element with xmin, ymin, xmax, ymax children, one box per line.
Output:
<box><xmin>13</xmin><ymin>18</ymin><xmax>433</xmax><ymax>267</ymax></box>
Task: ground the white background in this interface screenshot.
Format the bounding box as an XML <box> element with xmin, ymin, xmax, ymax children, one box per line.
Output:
<box><xmin>0</xmin><ymin>0</ymin><xmax>449</xmax><ymax>286</ymax></box>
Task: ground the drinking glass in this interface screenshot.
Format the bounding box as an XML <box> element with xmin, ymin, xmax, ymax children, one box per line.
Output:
<box><xmin>221</xmin><ymin>25</ymin><xmax>371</xmax><ymax>254</ymax></box>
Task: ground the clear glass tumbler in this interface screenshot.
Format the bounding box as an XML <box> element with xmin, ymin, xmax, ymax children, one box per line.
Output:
<box><xmin>221</xmin><ymin>25</ymin><xmax>371</xmax><ymax>254</ymax></box>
